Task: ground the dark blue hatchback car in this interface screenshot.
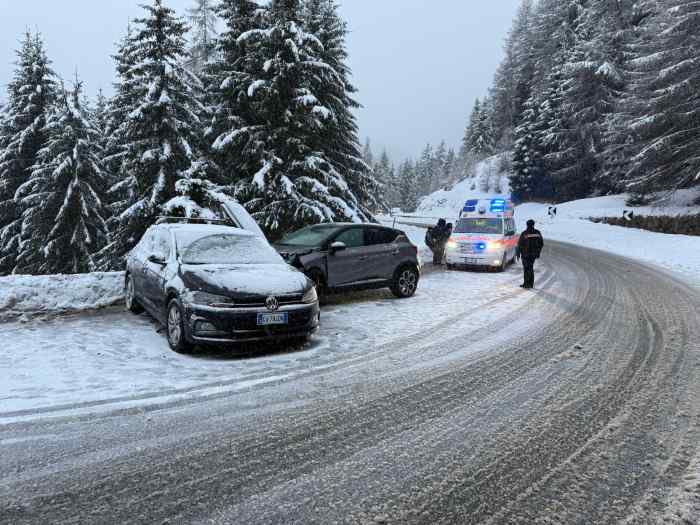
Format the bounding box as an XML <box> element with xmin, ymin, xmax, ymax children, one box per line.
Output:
<box><xmin>125</xmin><ymin>221</ymin><xmax>320</xmax><ymax>353</ymax></box>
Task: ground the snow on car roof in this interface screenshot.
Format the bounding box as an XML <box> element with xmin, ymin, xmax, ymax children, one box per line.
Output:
<box><xmin>154</xmin><ymin>223</ymin><xmax>256</xmax><ymax>237</ymax></box>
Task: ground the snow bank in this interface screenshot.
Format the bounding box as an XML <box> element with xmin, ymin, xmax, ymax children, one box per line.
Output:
<box><xmin>0</xmin><ymin>272</ymin><xmax>124</xmax><ymax>320</ymax></box>
<box><xmin>517</xmin><ymin>200</ymin><xmax>700</xmax><ymax>288</ymax></box>
<box><xmin>417</xmin><ymin>154</ymin><xmax>510</xmax><ymax>216</ymax></box>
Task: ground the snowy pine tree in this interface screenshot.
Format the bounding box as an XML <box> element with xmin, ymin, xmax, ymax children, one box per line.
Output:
<box><xmin>208</xmin><ymin>0</ymin><xmax>267</xmax><ymax>184</ymax></box>
<box><xmin>362</xmin><ymin>138</ymin><xmax>374</xmax><ymax>167</ymax></box>
<box><xmin>230</xmin><ymin>0</ymin><xmax>373</xmax><ymax>238</ymax></box>
<box><xmin>373</xmin><ymin>149</ymin><xmax>393</xmax><ymax>210</ymax></box>
<box><xmin>432</xmin><ymin>141</ymin><xmax>447</xmax><ymax>192</ymax></box>
<box><xmin>490</xmin><ymin>0</ymin><xmax>535</xmax><ymax>148</ymax></box>
<box><xmin>304</xmin><ymin>0</ymin><xmax>381</xmax><ymax>214</ymax></box>
<box><xmin>0</xmin><ymin>31</ymin><xmax>57</xmax><ymax>275</ymax></box>
<box><xmin>103</xmin><ymin>25</ymin><xmax>141</xmax><ymax>219</ymax></box>
<box><xmin>14</xmin><ymin>79</ymin><xmax>109</xmax><ymax>275</ymax></box>
<box><xmin>398</xmin><ymin>160</ymin><xmax>418</xmax><ymax>212</ymax></box>
<box><xmin>186</xmin><ymin>0</ymin><xmax>219</xmax><ymax>74</ymax></box>
<box><xmin>101</xmin><ymin>0</ymin><xmax>208</xmax><ymax>268</ymax></box>
<box><xmin>624</xmin><ymin>0</ymin><xmax>700</xmax><ymax>194</ymax></box>
<box><xmin>442</xmin><ymin>148</ymin><xmax>458</xmax><ymax>189</ymax></box>
<box><xmin>469</xmin><ymin>99</ymin><xmax>496</xmax><ymax>160</ymax></box>
<box><xmin>416</xmin><ymin>144</ymin><xmax>434</xmax><ymax>197</ymax></box>
<box><xmin>511</xmin><ymin>95</ymin><xmax>549</xmax><ymax>200</ymax></box>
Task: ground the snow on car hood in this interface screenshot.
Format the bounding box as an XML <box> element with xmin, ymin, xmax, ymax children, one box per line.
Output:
<box><xmin>181</xmin><ymin>263</ymin><xmax>310</xmax><ymax>297</ymax></box>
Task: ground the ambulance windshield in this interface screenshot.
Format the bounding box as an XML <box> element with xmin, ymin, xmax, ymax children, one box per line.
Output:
<box><xmin>454</xmin><ymin>218</ymin><xmax>503</xmax><ymax>235</ymax></box>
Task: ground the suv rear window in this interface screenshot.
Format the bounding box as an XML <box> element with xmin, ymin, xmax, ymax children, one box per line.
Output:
<box><xmin>366</xmin><ymin>228</ymin><xmax>398</xmax><ymax>245</ymax></box>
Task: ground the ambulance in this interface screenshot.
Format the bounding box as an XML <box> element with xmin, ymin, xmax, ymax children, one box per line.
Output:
<box><xmin>445</xmin><ymin>196</ymin><xmax>518</xmax><ymax>272</ymax></box>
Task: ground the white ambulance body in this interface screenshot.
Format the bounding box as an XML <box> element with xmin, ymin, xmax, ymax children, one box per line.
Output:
<box><xmin>445</xmin><ymin>197</ymin><xmax>518</xmax><ymax>272</ymax></box>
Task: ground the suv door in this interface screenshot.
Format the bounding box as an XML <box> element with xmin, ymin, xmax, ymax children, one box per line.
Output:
<box><xmin>364</xmin><ymin>227</ymin><xmax>400</xmax><ymax>281</ymax></box>
<box><xmin>326</xmin><ymin>227</ymin><xmax>370</xmax><ymax>287</ymax></box>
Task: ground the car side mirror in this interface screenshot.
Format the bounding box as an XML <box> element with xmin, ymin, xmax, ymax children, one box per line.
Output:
<box><xmin>148</xmin><ymin>254</ymin><xmax>166</xmax><ymax>265</ymax></box>
<box><xmin>329</xmin><ymin>241</ymin><xmax>347</xmax><ymax>254</ymax></box>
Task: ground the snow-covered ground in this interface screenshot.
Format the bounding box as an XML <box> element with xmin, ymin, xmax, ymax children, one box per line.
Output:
<box><xmin>0</xmin><ymin>265</ymin><xmax>532</xmax><ymax>420</ymax></box>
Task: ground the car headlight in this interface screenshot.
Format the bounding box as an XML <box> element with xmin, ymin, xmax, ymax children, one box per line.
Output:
<box><xmin>302</xmin><ymin>287</ymin><xmax>318</xmax><ymax>304</ymax></box>
<box><xmin>447</xmin><ymin>239</ymin><xmax>457</xmax><ymax>250</ymax></box>
<box><xmin>186</xmin><ymin>291</ymin><xmax>235</xmax><ymax>306</ymax></box>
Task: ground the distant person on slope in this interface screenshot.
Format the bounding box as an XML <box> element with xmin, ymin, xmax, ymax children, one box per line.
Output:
<box><xmin>516</xmin><ymin>219</ymin><xmax>544</xmax><ymax>289</ymax></box>
<box><xmin>426</xmin><ymin>219</ymin><xmax>453</xmax><ymax>265</ymax></box>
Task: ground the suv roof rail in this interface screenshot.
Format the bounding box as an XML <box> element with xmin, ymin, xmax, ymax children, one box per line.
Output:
<box><xmin>155</xmin><ymin>216</ymin><xmax>234</xmax><ymax>226</ymax></box>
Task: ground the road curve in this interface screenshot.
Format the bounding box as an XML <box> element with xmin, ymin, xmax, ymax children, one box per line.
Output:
<box><xmin>1</xmin><ymin>242</ymin><xmax>699</xmax><ymax>525</ymax></box>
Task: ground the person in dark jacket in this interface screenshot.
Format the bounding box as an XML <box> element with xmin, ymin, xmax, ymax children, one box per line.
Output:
<box><xmin>426</xmin><ymin>218</ymin><xmax>453</xmax><ymax>265</ymax></box>
<box><xmin>516</xmin><ymin>219</ymin><xmax>544</xmax><ymax>289</ymax></box>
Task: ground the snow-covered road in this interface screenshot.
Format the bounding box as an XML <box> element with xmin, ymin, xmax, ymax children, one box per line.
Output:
<box><xmin>2</xmin><ymin>242</ymin><xmax>699</xmax><ymax>524</ymax></box>
<box><xmin>1</xmin><ymin>263</ymin><xmax>531</xmax><ymax>419</ymax></box>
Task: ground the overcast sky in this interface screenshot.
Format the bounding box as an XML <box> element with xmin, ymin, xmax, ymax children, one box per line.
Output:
<box><xmin>0</xmin><ymin>0</ymin><xmax>520</xmax><ymax>161</ymax></box>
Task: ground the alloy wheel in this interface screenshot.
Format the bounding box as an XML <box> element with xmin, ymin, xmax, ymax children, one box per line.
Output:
<box><xmin>126</xmin><ymin>278</ymin><xmax>135</xmax><ymax>310</ymax></box>
<box><xmin>399</xmin><ymin>269</ymin><xmax>417</xmax><ymax>296</ymax></box>
<box><xmin>168</xmin><ymin>304</ymin><xmax>182</xmax><ymax>346</ymax></box>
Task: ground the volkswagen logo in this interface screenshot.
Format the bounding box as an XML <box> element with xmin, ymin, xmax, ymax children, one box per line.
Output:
<box><xmin>265</xmin><ymin>296</ymin><xmax>280</xmax><ymax>311</ymax></box>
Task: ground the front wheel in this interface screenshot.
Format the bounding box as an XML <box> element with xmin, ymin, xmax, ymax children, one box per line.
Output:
<box><xmin>166</xmin><ymin>299</ymin><xmax>194</xmax><ymax>354</ymax></box>
<box><xmin>125</xmin><ymin>275</ymin><xmax>144</xmax><ymax>314</ymax></box>
<box><xmin>391</xmin><ymin>266</ymin><xmax>419</xmax><ymax>299</ymax></box>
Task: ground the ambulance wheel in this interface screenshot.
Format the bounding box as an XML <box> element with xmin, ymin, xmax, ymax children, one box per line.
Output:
<box><xmin>447</xmin><ymin>264</ymin><xmax>455</xmax><ymax>271</ymax></box>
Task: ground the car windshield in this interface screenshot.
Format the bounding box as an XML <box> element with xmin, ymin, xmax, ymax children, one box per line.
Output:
<box><xmin>279</xmin><ymin>225</ymin><xmax>343</xmax><ymax>247</ymax></box>
<box><xmin>178</xmin><ymin>234</ymin><xmax>284</xmax><ymax>265</ymax></box>
<box><xmin>454</xmin><ymin>218</ymin><xmax>503</xmax><ymax>235</ymax></box>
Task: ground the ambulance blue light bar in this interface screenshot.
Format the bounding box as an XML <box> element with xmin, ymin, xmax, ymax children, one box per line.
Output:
<box><xmin>463</xmin><ymin>200</ymin><xmax>479</xmax><ymax>212</ymax></box>
<box><xmin>490</xmin><ymin>199</ymin><xmax>507</xmax><ymax>213</ymax></box>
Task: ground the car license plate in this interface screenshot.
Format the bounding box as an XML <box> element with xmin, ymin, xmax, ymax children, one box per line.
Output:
<box><xmin>257</xmin><ymin>312</ymin><xmax>289</xmax><ymax>326</ymax></box>
<box><xmin>463</xmin><ymin>257</ymin><xmax>480</xmax><ymax>264</ymax></box>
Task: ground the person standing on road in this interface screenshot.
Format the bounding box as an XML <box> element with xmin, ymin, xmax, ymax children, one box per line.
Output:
<box><xmin>516</xmin><ymin>219</ymin><xmax>544</xmax><ymax>289</ymax></box>
<box><xmin>426</xmin><ymin>219</ymin><xmax>453</xmax><ymax>265</ymax></box>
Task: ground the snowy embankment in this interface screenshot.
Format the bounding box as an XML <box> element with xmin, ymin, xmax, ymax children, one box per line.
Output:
<box><xmin>416</xmin><ymin>154</ymin><xmax>510</xmax><ymax>216</ymax></box>
<box><xmin>0</xmin><ymin>272</ymin><xmax>124</xmax><ymax>320</ymax></box>
<box><xmin>408</xmin><ymin>170</ymin><xmax>700</xmax><ymax>287</ymax></box>
<box><xmin>516</xmin><ymin>193</ymin><xmax>700</xmax><ymax>288</ymax></box>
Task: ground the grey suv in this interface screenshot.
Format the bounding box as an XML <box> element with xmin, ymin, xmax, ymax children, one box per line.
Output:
<box><xmin>275</xmin><ymin>224</ymin><xmax>421</xmax><ymax>298</ymax></box>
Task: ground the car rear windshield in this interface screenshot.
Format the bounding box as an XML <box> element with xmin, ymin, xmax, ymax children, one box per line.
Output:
<box><xmin>279</xmin><ymin>225</ymin><xmax>343</xmax><ymax>247</ymax></box>
<box><xmin>454</xmin><ymin>218</ymin><xmax>503</xmax><ymax>235</ymax></box>
<box><xmin>178</xmin><ymin>234</ymin><xmax>284</xmax><ymax>265</ymax></box>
